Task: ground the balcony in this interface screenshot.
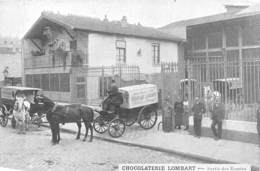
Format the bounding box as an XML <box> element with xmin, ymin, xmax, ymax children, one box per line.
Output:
<box><xmin>24</xmin><ymin>51</ymin><xmax>85</xmax><ymax>68</ymax></box>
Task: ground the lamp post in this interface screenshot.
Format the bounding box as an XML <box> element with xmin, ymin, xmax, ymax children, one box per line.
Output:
<box><xmin>3</xmin><ymin>66</ymin><xmax>9</xmax><ymax>79</ymax></box>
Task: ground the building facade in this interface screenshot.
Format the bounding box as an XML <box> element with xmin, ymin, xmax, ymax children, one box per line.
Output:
<box><xmin>162</xmin><ymin>4</ymin><xmax>260</xmax><ymax>104</ymax></box>
<box><xmin>22</xmin><ymin>12</ymin><xmax>183</xmax><ymax>103</ymax></box>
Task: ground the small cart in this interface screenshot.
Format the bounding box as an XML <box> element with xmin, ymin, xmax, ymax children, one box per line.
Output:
<box><xmin>0</xmin><ymin>86</ymin><xmax>42</xmax><ymax>128</ymax></box>
<box><xmin>93</xmin><ymin>84</ymin><xmax>158</xmax><ymax>138</ymax></box>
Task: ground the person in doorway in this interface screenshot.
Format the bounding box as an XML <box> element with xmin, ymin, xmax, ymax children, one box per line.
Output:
<box><xmin>191</xmin><ymin>97</ymin><xmax>206</xmax><ymax>138</ymax></box>
<box><xmin>210</xmin><ymin>97</ymin><xmax>225</xmax><ymax>140</ymax></box>
<box><xmin>183</xmin><ymin>95</ymin><xmax>190</xmax><ymax>130</ymax></box>
<box><xmin>174</xmin><ymin>96</ymin><xmax>184</xmax><ymax>129</ymax></box>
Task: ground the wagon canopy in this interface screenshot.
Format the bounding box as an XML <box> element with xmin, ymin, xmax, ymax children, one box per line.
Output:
<box><xmin>0</xmin><ymin>86</ymin><xmax>42</xmax><ymax>100</ymax></box>
<box><xmin>119</xmin><ymin>84</ymin><xmax>158</xmax><ymax>109</ymax></box>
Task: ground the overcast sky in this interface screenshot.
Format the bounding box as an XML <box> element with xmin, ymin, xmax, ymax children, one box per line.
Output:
<box><xmin>0</xmin><ymin>0</ymin><xmax>259</xmax><ymax>38</ymax></box>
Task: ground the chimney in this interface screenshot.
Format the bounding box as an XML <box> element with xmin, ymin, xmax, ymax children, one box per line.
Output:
<box><xmin>121</xmin><ymin>16</ymin><xmax>128</xmax><ymax>27</ymax></box>
<box><xmin>103</xmin><ymin>15</ymin><xmax>108</xmax><ymax>22</ymax></box>
<box><xmin>224</xmin><ymin>4</ymin><xmax>249</xmax><ymax>13</ymax></box>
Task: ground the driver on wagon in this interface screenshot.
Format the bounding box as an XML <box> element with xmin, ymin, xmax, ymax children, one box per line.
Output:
<box><xmin>102</xmin><ymin>80</ymin><xmax>123</xmax><ymax>114</ymax></box>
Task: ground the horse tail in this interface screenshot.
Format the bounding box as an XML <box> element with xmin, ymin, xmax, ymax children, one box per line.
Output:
<box><xmin>80</xmin><ymin>106</ymin><xmax>94</xmax><ymax>123</ymax></box>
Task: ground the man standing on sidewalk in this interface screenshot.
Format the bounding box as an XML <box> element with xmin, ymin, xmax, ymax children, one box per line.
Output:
<box><xmin>183</xmin><ymin>95</ymin><xmax>190</xmax><ymax>130</ymax></box>
<box><xmin>191</xmin><ymin>97</ymin><xmax>206</xmax><ymax>138</ymax></box>
<box><xmin>210</xmin><ymin>97</ymin><xmax>225</xmax><ymax>140</ymax></box>
<box><xmin>257</xmin><ymin>101</ymin><xmax>260</xmax><ymax>147</ymax></box>
<box><xmin>174</xmin><ymin>97</ymin><xmax>184</xmax><ymax>129</ymax></box>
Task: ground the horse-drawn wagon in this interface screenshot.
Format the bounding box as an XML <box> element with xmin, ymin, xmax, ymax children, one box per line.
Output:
<box><xmin>93</xmin><ymin>84</ymin><xmax>159</xmax><ymax>138</ymax></box>
<box><xmin>0</xmin><ymin>86</ymin><xmax>43</xmax><ymax>128</ymax></box>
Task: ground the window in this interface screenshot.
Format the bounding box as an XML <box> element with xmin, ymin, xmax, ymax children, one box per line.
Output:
<box><xmin>152</xmin><ymin>43</ymin><xmax>160</xmax><ymax>65</ymax></box>
<box><xmin>60</xmin><ymin>73</ymin><xmax>70</xmax><ymax>92</ymax></box>
<box><xmin>192</xmin><ymin>36</ymin><xmax>206</xmax><ymax>50</ymax></box>
<box><xmin>242</xmin><ymin>25</ymin><xmax>260</xmax><ymax>46</ymax></box>
<box><xmin>41</xmin><ymin>74</ymin><xmax>50</xmax><ymax>91</ymax></box>
<box><xmin>33</xmin><ymin>74</ymin><xmax>41</xmax><ymax>88</ymax></box>
<box><xmin>116</xmin><ymin>40</ymin><xmax>126</xmax><ymax>63</ymax></box>
<box><xmin>226</xmin><ymin>26</ymin><xmax>238</xmax><ymax>47</ymax></box>
<box><xmin>50</xmin><ymin>74</ymin><xmax>59</xmax><ymax>91</ymax></box>
<box><xmin>208</xmin><ymin>31</ymin><xmax>222</xmax><ymax>49</ymax></box>
<box><xmin>76</xmin><ymin>76</ymin><xmax>85</xmax><ymax>98</ymax></box>
<box><xmin>70</xmin><ymin>40</ymin><xmax>77</xmax><ymax>50</ymax></box>
<box><xmin>25</xmin><ymin>73</ymin><xmax>70</xmax><ymax>92</ymax></box>
<box><xmin>25</xmin><ymin>75</ymin><xmax>33</xmax><ymax>87</ymax></box>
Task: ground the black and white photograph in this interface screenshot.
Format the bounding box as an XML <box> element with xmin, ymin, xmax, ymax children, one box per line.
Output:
<box><xmin>0</xmin><ymin>0</ymin><xmax>259</xmax><ymax>170</ymax></box>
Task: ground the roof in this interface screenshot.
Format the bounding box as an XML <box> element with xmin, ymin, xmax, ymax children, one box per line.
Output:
<box><xmin>214</xmin><ymin>78</ymin><xmax>240</xmax><ymax>82</ymax></box>
<box><xmin>119</xmin><ymin>84</ymin><xmax>157</xmax><ymax>92</ymax></box>
<box><xmin>2</xmin><ymin>86</ymin><xmax>42</xmax><ymax>91</ymax></box>
<box><xmin>24</xmin><ymin>12</ymin><xmax>184</xmax><ymax>42</ymax></box>
<box><xmin>161</xmin><ymin>3</ymin><xmax>260</xmax><ymax>29</ymax></box>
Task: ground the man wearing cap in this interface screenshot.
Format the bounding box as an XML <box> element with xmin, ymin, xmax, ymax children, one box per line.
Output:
<box><xmin>191</xmin><ymin>97</ymin><xmax>206</xmax><ymax>137</ymax></box>
<box><xmin>210</xmin><ymin>97</ymin><xmax>225</xmax><ymax>140</ymax></box>
<box><xmin>174</xmin><ymin>96</ymin><xmax>184</xmax><ymax>129</ymax></box>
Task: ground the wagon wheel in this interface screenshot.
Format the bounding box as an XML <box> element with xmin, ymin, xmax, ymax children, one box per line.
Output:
<box><xmin>108</xmin><ymin>118</ymin><xmax>126</xmax><ymax>138</ymax></box>
<box><xmin>93</xmin><ymin>116</ymin><xmax>109</xmax><ymax>134</ymax></box>
<box><xmin>11</xmin><ymin>116</ymin><xmax>16</xmax><ymax>129</ymax></box>
<box><xmin>0</xmin><ymin>106</ymin><xmax>8</xmax><ymax>127</ymax></box>
<box><xmin>138</xmin><ymin>105</ymin><xmax>158</xmax><ymax>130</ymax></box>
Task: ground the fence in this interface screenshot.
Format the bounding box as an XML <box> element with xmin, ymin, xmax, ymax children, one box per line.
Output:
<box><xmin>74</xmin><ymin>64</ymin><xmax>146</xmax><ymax>106</ymax></box>
<box><xmin>161</xmin><ymin>58</ymin><xmax>259</xmax><ymax>122</ymax></box>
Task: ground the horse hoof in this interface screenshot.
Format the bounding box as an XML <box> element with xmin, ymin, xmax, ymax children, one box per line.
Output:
<box><xmin>52</xmin><ymin>141</ymin><xmax>58</xmax><ymax>145</ymax></box>
<box><xmin>89</xmin><ymin>139</ymin><xmax>93</xmax><ymax>142</ymax></box>
<box><xmin>83</xmin><ymin>139</ymin><xmax>86</xmax><ymax>142</ymax></box>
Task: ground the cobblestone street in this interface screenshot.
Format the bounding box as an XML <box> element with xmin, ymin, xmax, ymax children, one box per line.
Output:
<box><xmin>0</xmin><ymin>124</ymin><xmax>204</xmax><ymax>171</ymax></box>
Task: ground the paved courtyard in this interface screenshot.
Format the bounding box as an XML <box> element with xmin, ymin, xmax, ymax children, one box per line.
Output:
<box><xmin>0</xmin><ymin>124</ymin><xmax>204</xmax><ymax>171</ymax></box>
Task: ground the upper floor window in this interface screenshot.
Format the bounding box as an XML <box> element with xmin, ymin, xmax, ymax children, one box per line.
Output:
<box><xmin>152</xmin><ymin>43</ymin><xmax>160</xmax><ymax>65</ymax></box>
<box><xmin>116</xmin><ymin>40</ymin><xmax>126</xmax><ymax>64</ymax></box>
<box><xmin>70</xmin><ymin>40</ymin><xmax>77</xmax><ymax>50</ymax></box>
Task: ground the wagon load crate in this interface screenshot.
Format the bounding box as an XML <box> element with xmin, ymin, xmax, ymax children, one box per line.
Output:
<box><xmin>119</xmin><ymin>84</ymin><xmax>158</xmax><ymax>109</ymax></box>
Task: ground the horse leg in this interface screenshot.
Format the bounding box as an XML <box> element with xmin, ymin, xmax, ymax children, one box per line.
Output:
<box><xmin>83</xmin><ymin>121</ymin><xmax>88</xmax><ymax>142</ymax></box>
<box><xmin>18</xmin><ymin>120</ymin><xmax>24</xmax><ymax>134</ymax></box>
<box><xmin>50</xmin><ymin>124</ymin><xmax>56</xmax><ymax>144</ymax></box>
<box><xmin>25</xmin><ymin>115</ymin><xmax>29</xmax><ymax>131</ymax></box>
<box><xmin>51</xmin><ymin>123</ymin><xmax>58</xmax><ymax>145</ymax></box>
<box><xmin>76</xmin><ymin>121</ymin><xmax>81</xmax><ymax>140</ymax></box>
<box><xmin>89</xmin><ymin>122</ymin><xmax>93</xmax><ymax>142</ymax></box>
<box><xmin>50</xmin><ymin>126</ymin><xmax>55</xmax><ymax>143</ymax></box>
<box><xmin>22</xmin><ymin>120</ymin><xmax>26</xmax><ymax>134</ymax></box>
<box><xmin>56</xmin><ymin>124</ymin><xmax>60</xmax><ymax>143</ymax></box>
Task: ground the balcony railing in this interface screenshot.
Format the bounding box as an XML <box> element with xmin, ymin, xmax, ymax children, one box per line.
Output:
<box><xmin>24</xmin><ymin>52</ymin><xmax>84</xmax><ymax>68</ymax></box>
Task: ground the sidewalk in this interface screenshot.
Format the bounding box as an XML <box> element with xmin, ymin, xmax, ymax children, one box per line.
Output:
<box><xmin>57</xmin><ymin>117</ymin><xmax>260</xmax><ymax>170</ymax></box>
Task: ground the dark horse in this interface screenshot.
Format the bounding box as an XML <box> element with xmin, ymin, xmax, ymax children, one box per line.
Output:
<box><xmin>34</xmin><ymin>95</ymin><xmax>94</xmax><ymax>144</ymax></box>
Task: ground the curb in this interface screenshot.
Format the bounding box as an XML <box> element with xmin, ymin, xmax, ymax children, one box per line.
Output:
<box><xmin>40</xmin><ymin>124</ymin><xmax>259</xmax><ymax>171</ymax></box>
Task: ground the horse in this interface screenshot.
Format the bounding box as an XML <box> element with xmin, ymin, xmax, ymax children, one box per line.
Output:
<box><xmin>34</xmin><ymin>95</ymin><xmax>94</xmax><ymax>145</ymax></box>
<box><xmin>205</xmin><ymin>89</ymin><xmax>221</xmax><ymax>111</ymax></box>
<box><xmin>13</xmin><ymin>96</ymin><xmax>31</xmax><ymax>134</ymax></box>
